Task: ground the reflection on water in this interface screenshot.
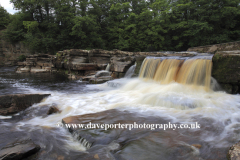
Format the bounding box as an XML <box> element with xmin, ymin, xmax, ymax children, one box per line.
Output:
<box><xmin>0</xmin><ymin>66</ymin><xmax>240</xmax><ymax>159</ymax></box>
<box><xmin>0</xmin><ymin>67</ymin><xmax>100</xmax><ymax>95</ymax></box>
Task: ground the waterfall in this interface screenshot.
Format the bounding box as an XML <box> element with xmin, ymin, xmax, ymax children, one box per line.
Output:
<box><xmin>105</xmin><ymin>63</ymin><xmax>110</xmax><ymax>71</ymax></box>
<box><xmin>124</xmin><ymin>63</ymin><xmax>136</xmax><ymax>78</ymax></box>
<box><xmin>139</xmin><ymin>56</ymin><xmax>212</xmax><ymax>90</ymax></box>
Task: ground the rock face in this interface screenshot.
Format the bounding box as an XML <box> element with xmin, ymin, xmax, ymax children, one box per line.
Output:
<box><xmin>12</xmin><ymin>46</ymin><xmax>240</xmax><ymax>90</ymax></box>
<box><xmin>52</xmin><ymin>49</ymin><xmax>199</xmax><ymax>80</ymax></box>
<box><xmin>0</xmin><ymin>94</ymin><xmax>51</xmax><ymax>115</ymax></box>
<box><xmin>16</xmin><ymin>54</ymin><xmax>55</xmax><ymax>73</ymax></box>
<box><xmin>0</xmin><ymin>37</ymin><xmax>31</xmax><ymax>66</ymax></box>
<box><xmin>110</xmin><ymin>56</ymin><xmax>135</xmax><ymax>73</ymax></box>
<box><xmin>0</xmin><ymin>139</ymin><xmax>40</xmax><ymax>160</ymax></box>
<box><xmin>228</xmin><ymin>141</ymin><xmax>240</xmax><ymax>160</ymax></box>
<box><xmin>212</xmin><ymin>51</ymin><xmax>240</xmax><ymax>93</ymax></box>
<box><xmin>89</xmin><ymin>49</ymin><xmax>111</xmax><ymax>64</ymax></box>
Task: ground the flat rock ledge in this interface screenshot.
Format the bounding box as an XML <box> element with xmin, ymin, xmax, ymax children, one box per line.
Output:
<box><xmin>0</xmin><ymin>139</ymin><xmax>40</xmax><ymax>160</ymax></box>
<box><xmin>228</xmin><ymin>141</ymin><xmax>240</xmax><ymax>160</ymax></box>
<box><xmin>0</xmin><ymin>94</ymin><xmax>51</xmax><ymax>116</ymax></box>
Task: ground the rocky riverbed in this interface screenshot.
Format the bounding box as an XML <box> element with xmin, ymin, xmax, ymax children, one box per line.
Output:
<box><xmin>0</xmin><ymin>66</ymin><xmax>240</xmax><ymax>160</ymax></box>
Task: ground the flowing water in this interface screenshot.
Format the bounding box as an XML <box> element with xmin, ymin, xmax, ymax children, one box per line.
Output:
<box><xmin>0</xmin><ymin>55</ymin><xmax>240</xmax><ymax>159</ymax></box>
<box><xmin>105</xmin><ymin>63</ymin><xmax>110</xmax><ymax>72</ymax></box>
<box><xmin>124</xmin><ymin>64</ymin><xmax>136</xmax><ymax>78</ymax></box>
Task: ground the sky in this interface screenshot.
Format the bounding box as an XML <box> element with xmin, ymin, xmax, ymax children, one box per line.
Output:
<box><xmin>0</xmin><ymin>0</ymin><xmax>19</xmax><ymax>14</ymax></box>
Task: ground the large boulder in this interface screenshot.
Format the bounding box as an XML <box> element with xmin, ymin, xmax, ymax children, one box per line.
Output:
<box><xmin>212</xmin><ymin>50</ymin><xmax>240</xmax><ymax>93</ymax></box>
<box><xmin>0</xmin><ymin>94</ymin><xmax>51</xmax><ymax>115</ymax></box>
<box><xmin>61</xmin><ymin>109</ymin><xmax>210</xmax><ymax>159</ymax></box>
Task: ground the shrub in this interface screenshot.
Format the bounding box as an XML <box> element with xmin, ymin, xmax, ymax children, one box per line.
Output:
<box><xmin>18</xmin><ymin>55</ymin><xmax>26</xmax><ymax>61</ymax></box>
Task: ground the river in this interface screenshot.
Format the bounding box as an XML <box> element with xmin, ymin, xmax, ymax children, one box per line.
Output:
<box><xmin>0</xmin><ymin>62</ymin><xmax>240</xmax><ymax>159</ymax></box>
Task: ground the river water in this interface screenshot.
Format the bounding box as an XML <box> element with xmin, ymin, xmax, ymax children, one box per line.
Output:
<box><xmin>0</xmin><ymin>65</ymin><xmax>240</xmax><ymax>160</ymax></box>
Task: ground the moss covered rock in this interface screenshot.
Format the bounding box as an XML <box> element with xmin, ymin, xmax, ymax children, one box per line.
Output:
<box><xmin>212</xmin><ymin>50</ymin><xmax>240</xmax><ymax>93</ymax></box>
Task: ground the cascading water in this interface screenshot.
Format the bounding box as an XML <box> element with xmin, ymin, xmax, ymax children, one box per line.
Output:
<box><xmin>124</xmin><ymin>63</ymin><xmax>136</xmax><ymax>78</ymax></box>
<box><xmin>0</xmin><ymin>54</ymin><xmax>240</xmax><ymax>159</ymax></box>
<box><xmin>139</xmin><ymin>56</ymin><xmax>212</xmax><ymax>90</ymax></box>
<box><xmin>105</xmin><ymin>63</ymin><xmax>110</xmax><ymax>71</ymax></box>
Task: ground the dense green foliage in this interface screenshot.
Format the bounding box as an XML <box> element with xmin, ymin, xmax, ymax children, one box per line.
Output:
<box><xmin>0</xmin><ymin>5</ymin><xmax>10</xmax><ymax>30</ymax></box>
<box><xmin>1</xmin><ymin>0</ymin><xmax>240</xmax><ymax>53</ymax></box>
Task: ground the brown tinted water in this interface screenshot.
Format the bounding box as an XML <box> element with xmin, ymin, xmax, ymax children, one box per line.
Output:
<box><xmin>0</xmin><ymin>60</ymin><xmax>239</xmax><ymax>160</ymax></box>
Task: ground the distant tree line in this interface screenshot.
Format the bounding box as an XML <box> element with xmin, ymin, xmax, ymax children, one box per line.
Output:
<box><xmin>0</xmin><ymin>0</ymin><xmax>240</xmax><ymax>54</ymax></box>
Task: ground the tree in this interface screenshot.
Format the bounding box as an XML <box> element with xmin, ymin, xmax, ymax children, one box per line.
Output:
<box><xmin>0</xmin><ymin>5</ymin><xmax>10</xmax><ymax>30</ymax></box>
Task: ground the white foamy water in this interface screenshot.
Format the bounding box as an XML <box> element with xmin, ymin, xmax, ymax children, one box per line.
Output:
<box><xmin>5</xmin><ymin>77</ymin><xmax>240</xmax><ymax>149</ymax></box>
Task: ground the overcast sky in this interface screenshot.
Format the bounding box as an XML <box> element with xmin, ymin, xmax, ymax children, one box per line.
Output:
<box><xmin>0</xmin><ymin>0</ymin><xmax>19</xmax><ymax>14</ymax></box>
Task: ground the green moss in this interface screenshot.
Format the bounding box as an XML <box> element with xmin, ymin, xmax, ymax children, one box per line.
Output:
<box><xmin>214</xmin><ymin>53</ymin><xmax>221</xmax><ymax>60</ymax></box>
<box><xmin>212</xmin><ymin>54</ymin><xmax>240</xmax><ymax>83</ymax></box>
<box><xmin>18</xmin><ymin>55</ymin><xmax>26</xmax><ymax>61</ymax></box>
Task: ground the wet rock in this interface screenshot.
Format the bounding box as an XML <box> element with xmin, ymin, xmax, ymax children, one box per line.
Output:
<box><xmin>97</xmin><ymin>64</ymin><xmax>108</xmax><ymax>70</ymax></box>
<box><xmin>95</xmin><ymin>71</ymin><xmax>111</xmax><ymax>78</ymax></box>
<box><xmin>0</xmin><ymin>139</ymin><xmax>40</xmax><ymax>160</ymax></box>
<box><xmin>134</xmin><ymin>56</ymin><xmax>146</xmax><ymax>76</ymax></box>
<box><xmin>62</xmin><ymin>109</ymin><xmax>168</xmax><ymax>149</ymax></box>
<box><xmin>89</xmin><ymin>76</ymin><xmax>112</xmax><ymax>84</ymax></box>
<box><xmin>228</xmin><ymin>141</ymin><xmax>240</xmax><ymax>160</ymax></box>
<box><xmin>111</xmin><ymin>72</ymin><xmax>118</xmax><ymax>79</ymax></box>
<box><xmin>47</xmin><ymin>105</ymin><xmax>61</xmax><ymax>115</ymax></box>
<box><xmin>212</xmin><ymin>50</ymin><xmax>240</xmax><ymax>93</ymax></box>
<box><xmin>82</xmin><ymin>75</ymin><xmax>95</xmax><ymax>81</ymax></box>
<box><xmin>82</xmin><ymin>144</ymin><xmax>118</xmax><ymax>160</ymax></box>
<box><xmin>8</xmin><ymin>104</ymin><xmax>61</xmax><ymax>121</ymax></box>
<box><xmin>192</xmin><ymin>144</ymin><xmax>202</xmax><ymax>149</ymax></box>
<box><xmin>0</xmin><ymin>94</ymin><xmax>51</xmax><ymax>115</ymax></box>
<box><xmin>62</xmin><ymin>109</ymin><xmax>209</xmax><ymax>160</ymax></box>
